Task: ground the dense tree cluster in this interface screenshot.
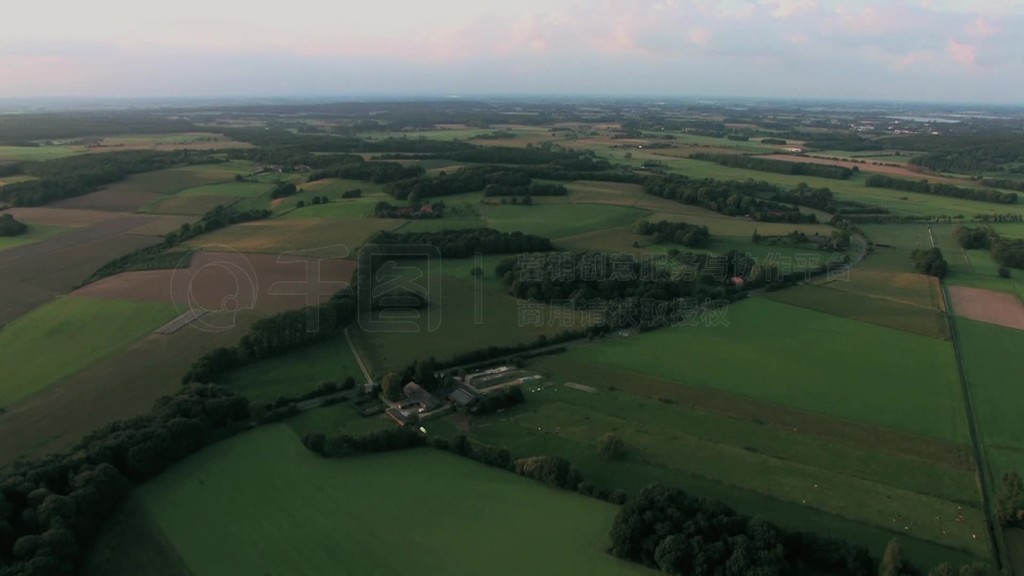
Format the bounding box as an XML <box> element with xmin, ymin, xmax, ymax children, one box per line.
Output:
<box><xmin>865</xmin><ymin>175</ymin><xmax>1017</xmax><ymax>204</ymax></box>
<box><xmin>609</xmin><ymin>484</ymin><xmax>873</xmax><ymax>576</ymax></box>
<box><xmin>632</xmin><ymin>220</ymin><xmax>710</xmax><ymax>247</ymax></box>
<box><xmin>366</xmin><ymin>228</ymin><xmax>552</xmax><ymax>258</ymax></box>
<box><xmin>0</xmin><ymin>151</ymin><xmax>223</xmax><ymax>207</ymax></box>
<box><xmin>306</xmin><ymin>157</ymin><xmax>424</xmax><ymax>184</ymax></box>
<box><xmin>980</xmin><ymin>178</ymin><xmax>1024</xmax><ymax>192</ymax></box>
<box><xmin>371</xmin><ymin>200</ymin><xmax>445</xmax><ymax>219</ymax></box>
<box><xmin>0</xmin><ymin>213</ymin><xmax>28</xmax><ymax>237</ymax></box>
<box><xmin>0</xmin><ymin>112</ymin><xmax>195</xmax><ymax>145</ymax></box>
<box><xmin>269</xmin><ymin>182</ymin><xmax>297</xmax><ymax>199</ymax></box>
<box><xmin>483</xmin><ymin>182</ymin><xmax>568</xmax><ymax>197</ymax></box>
<box><xmin>904</xmin><ymin>133</ymin><xmax>1024</xmax><ymax>173</ymax></box>
<box><xmin>182</xmin><ymin>291</ymin><xmax>356</xmax><ymax>384</ymax></box>
<box><xmin>910</xmin><ymin>247</ymin><xmax>948</xmax><ymax>278</ymax></box>
<box><xmin>0</xmin><ymin>384</ymin><xmax>250</xmax><ymax>576</ymax></box>
<box><xmin>433</xmin><ymin>330</ymin><xmax>586</xmax><ymax>370</ymax></box>
<box><xmin>802</xmin><ymin>135</ymin><xmax>884</xmax><ymax>152</ymax></box>
<box><xmin>302</xmin><ymin>428</ymin><xmax>427</xmax><ymax>458</ymax></box>
<box><xmin>954</xmin><ymin>226</ymin><xmax>1024</xmax><ymax>269</ymax></box>
<box><xmin>690</xmin><ymin>152</ymin><xmax>853</xmax><ymax>180</ymax></box>
<box><xmin>340</xmin><ymin>189</ymin><xmax>362</xmax><ymax>199</ymax></box>
<box><xmin>643</xmin><ymin>175</ymin><xmax>818</xmax><ymax>223</ymax></box>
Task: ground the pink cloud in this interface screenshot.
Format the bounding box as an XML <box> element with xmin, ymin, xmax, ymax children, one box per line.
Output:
<box><xmin>893</xmin><ymin>50</ymin><xmax>933</xmax><ymax>70</ymax></box>
<box><xmin>762</xmin><ymin>0</ymin><xmax>817</xmax><ymax>18</ymax></box>
<box><xmin>689</xmin><ymin>28</ymin><xmax>713</xmax><ymax>47</ymax></box>
<box><xmin>967</xmin><ymin>16</ymin><xmax>999</xmax><ymax>37</ymax></box>
<box><xmin>947</xmin><ymin>39</ymin><xmax>977</xmax><ymax>65</ymax></box>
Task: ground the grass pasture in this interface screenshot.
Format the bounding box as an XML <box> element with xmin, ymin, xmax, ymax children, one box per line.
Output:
<box><xmin>220</xmin><ymin>337</ymin><xmax>363</xmax><ymax>405</ymax></box>
<box><xmin>433</xmin><ymin>379</ymin><xmax>987</xmax><ymax>559</ymax></box>
<box><xmin>0</xmin><ymin>297</ymin><xmax>177</xmax><ymax>407</ymax></box>
<box><xmin>763</xmin><ymin>285</ymin><xmax>949</xmax><ymax>340</ymax></box>
<box><xmin>52</xmin><ymin>163</ymin><xmax>243</xmax><ymax>212</ymax></box>
<box><xmin>92</xmin><ymin>425</ymin><xmax>651</xmax><ymax>576</ymax></box>
<box><xmin>0</xmin><ymin>145</ymin><xmax>80</xmax><ymax>161</ymax></box>
<box><xmin>955</xmin><ymin>318</ymin><xmax>1024</xmax><ymax>481</ymax></box>
<box><xmin>0</xmin><ymin>223</ymin><xmax>68</xmax><ymax>252</ymax></box>
<box><xmin>353</xmin><ymin>263</ymin><xmax>590</xmax><ymax>373</ymax></box>
<box><xmin>564</xmin><ymin>298</ymin><xmax>966</xmax><ymax>441</ymax></box>
<box><xmin>479</xmin><ymin>202</ymin><xmax>647</xmax><ymax>240</ymax></box>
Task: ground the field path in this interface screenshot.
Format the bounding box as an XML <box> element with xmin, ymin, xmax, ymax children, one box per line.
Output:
<box><xmin>941</xmin><ymin>282</ymin><xmax>1003</xmax><ymax>569</ymax></box>
<box><xmin>345</xmin><ymin>328</ymin><xmax>375</xmax><ymax>389</ymax></box>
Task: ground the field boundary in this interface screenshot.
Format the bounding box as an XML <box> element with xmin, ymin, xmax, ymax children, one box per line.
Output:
<box><xmin>942</xmin><ymin>282</ymin><xmax>1005</xmax><ymax>571</ymax></box>
<box><xmin>155</xmin><ymin>309</ymin><xmax>208</xmax><ymax>335</ymax></box>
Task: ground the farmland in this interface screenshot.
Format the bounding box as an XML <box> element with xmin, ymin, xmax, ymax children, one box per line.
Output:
<box><xmin>0</xmin><ymin>297</ymin><xmax>177</xmax><ymax>407</ymax></box>
<box><xmin>561</xmin><ymin>298</ymin><xmax>965</xmax><ymax>440</ymax></box>
<box><xmin>7</xmin><ymin>100</ymin><xmax>1024</xmax><ymax>576</ymax></box>
<box><xmin>220</xmin><ymin>336</ymin><xmax>363</xmax><ymax>404</ymax></box>
<box><xmin>86</xmin><ymin>425</ymin><xmax>652</xmax><ymax>576</ymax></box>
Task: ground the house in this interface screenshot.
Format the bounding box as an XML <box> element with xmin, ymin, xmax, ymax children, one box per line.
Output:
<box><xmin>403</xmin><ymin>382</ymin><xmax>440</xmax><ymax>412</ymax></box>
<box><xmin>385</xmin><ymin>407</ymin><xmax>410</xmax><ymax>426</ymax></box>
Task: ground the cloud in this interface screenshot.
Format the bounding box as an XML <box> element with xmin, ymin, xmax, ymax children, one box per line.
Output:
<box><xmin>761</xmin><ymin>0</ymin><xmax>817</xmax><ymax>18</ymax></box>
<box><xmin>947</xmin><ymin>39</ymin><xmax>978</xmax><ymax>65</ymax></box>
<box><xmin>689</xmin><ymin>28</ymin><xmax>714</xmax><ymax>47</ymax></box>
<box><xmin>967</xmin><ymin>16</ymin><xmax>999</xmax><ymax>37</ymax></box>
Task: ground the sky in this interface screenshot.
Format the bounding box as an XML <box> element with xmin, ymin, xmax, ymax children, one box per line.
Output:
<box><xmin>1</xmin><ymin>0</ymin><xmax>1022</xmax><ymax>103</ymax></box>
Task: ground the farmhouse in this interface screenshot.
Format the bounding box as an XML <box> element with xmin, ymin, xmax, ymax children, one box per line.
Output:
<box><xmin>385</xmin><ymin>407</ymin><xmax>411</xmax><ymax>426</ymax></box>
<box><xmin>447</xmin><ymin>383</ymin><xmax>481</xmax><ymax>406</ymax></box>
<box><xmin>403</xmin><ymin>382</ymin><xmax>440</xmax><ymax>412</ymax></box>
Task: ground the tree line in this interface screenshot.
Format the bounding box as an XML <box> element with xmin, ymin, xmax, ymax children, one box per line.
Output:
<box><xmin>0</xmin><ymin>213</ymin><xmax>28</xmax><ymax>237</ymax></box>
<box><xmin>0</xmin><ymin>151</ymin><xmax>224</xmax><ymax>207</ymax></box>
<box><xmin>632</xmin><ymin>220</ymin><xmax>710</xmax><ymax>248</ymax></box>
<box><xmin>643</xmin><ymin>175</ymin><xmax>819</xmax><ymax>223</ymax></box>
<box><xmin>865</xmin><ymin>175</ymin><xmax>1017</xmax><ymax>205</ymax></box>
<box><xmin>0</xmin><ymin>384</ymin><xmax>251</xmax><ymax>576</ymax></box>
<box><xmin>483</xmin><ymin>182</ymin><xmax>568</xmax><ymax>197</ymax></box>
<box><xmin>182</xmin><ymin>290</ymin><xmax>356</xmax><ymax>384</ymax></box>
<box><xmin>82</xmin><ymin>205</ymin><xmax>270</xmax><ymax>285</ymax></box>
<box><xmin>690</xmin><ymin>152</ymin><xmax>854</xmax><ymax>180</ymax></box>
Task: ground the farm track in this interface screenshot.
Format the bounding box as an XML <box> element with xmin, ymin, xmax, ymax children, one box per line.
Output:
<box><xmin>942</xmin><ymin>281</ymin><xmax>1004</xmax><ymax>570</ymax></box>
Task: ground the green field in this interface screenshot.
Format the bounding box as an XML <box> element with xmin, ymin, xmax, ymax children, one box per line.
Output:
<box><xmin>220</xmin><ymin>336</ymin><xmax>363</xmax><ymax>404</ymax></box>
<box><xmin>427</xmin><ymin>373</ymin><xmax>987</xmax><ymax>559</ymax></box>
<box><xmin>353</xmin><ymin>261</ymin><xmax>589</xmax><ymax>373</ymax></box>
<box><xmin>0</xmin><ymin>145</ymin><xmax>81</xmax><ymax>161</ymax></box>
<box><xmin>955</xmin><ymin>318</ymin><xmax>1024</xmax><ymax>480</ymax></box>
<box><xmin>0</xmin><ymin>297</ymin><xmax>177</xmax><ymax>407</ymax></box>
<box><xmin>91</xmin><ymin>425</ymin><xmax>652</xmax><ymax>576</ymax></box>
<box><xmin>479</xmin><ymin>202</ymin><xmax>647</xmax><ymax>240</ymax></box>
<box><xmin>0</xmin><ymin>223</ymin><xmax>68</xmax><ymax>252</ymax></box>
<box><xmin>177</xmin><ymin>181</ymin><xmax>272</xmax><ymax>198</ymax></box>
<box><xmin>764</xmin><ymin>284</ymin><xmax>949</xmax><ymax>340</ymax></box>
<box><xmin>565</xmin><ymin>298</ymin><xmax>966</xmax><ymax>441</ymax></box>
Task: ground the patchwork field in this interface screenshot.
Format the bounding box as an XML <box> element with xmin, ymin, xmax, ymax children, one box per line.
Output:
<box><xmin>0</xmin><ymin>223</ymin><xmax>67</xmax><ymax>252</ymax></box>
<box><xmin>86</xmin><ymin>425</ymin><xmax>652</xmax><ymax>576</ymax></box>
<box><xmin>184</xmin><ymin>217</ymin><xmax>402</xmax><ymax>256</ymax></box>
<box><xmin>429</xmin><ymin>366</ymin><xmax>984</xmax><ymax>565</ymax></box>
<box><xmin>0</xmin><ymin>208</ymin><xmax>193</xmax><ymax>325</ymax></box>
<box><xmin>0</xmin><ymin>297</ymin><xmax>177</xmax><ymax>407</ymax></box>
<box><xmin>52</xmin><ymin>162</ymin><xmax>245</xmax><ymax>212</ymax></box>
<box><xmin>71</xmin><ymin>251</ymin><xmax>355</xmax><ymax>313</ymax></box>
<box><xmin>0</xmin><ymin>309</ymin><xmax>264</xmax><ymax>464</ymax></box>
<box><xmin>565</xmin><ymin>298</ymin><xmax>966</xmax><ymax>441</ymax></box>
